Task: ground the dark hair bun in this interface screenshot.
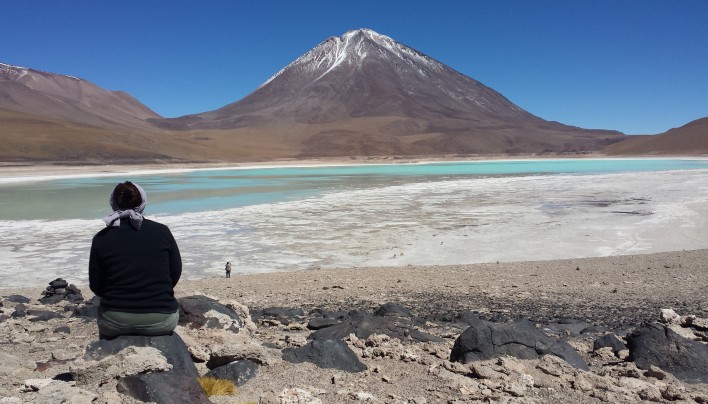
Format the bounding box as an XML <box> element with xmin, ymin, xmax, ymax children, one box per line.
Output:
<box><xmin>113</xmin><ymin>181</ymin><xmax>142</xmax><ymax>210</ymax></box>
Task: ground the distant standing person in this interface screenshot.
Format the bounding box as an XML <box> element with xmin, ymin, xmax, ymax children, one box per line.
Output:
<box><xmin>225</xmin><ymin>261</ymin><xmax>232</xmax><ymax>278</ymax></box>
<box><xmin>89</xmin><ymin>181</ymin><xmax>182</xmax><ymax>339</ymax></box>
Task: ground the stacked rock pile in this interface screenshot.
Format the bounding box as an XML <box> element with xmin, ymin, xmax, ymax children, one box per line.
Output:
<box><xmin>39</xmin><ymin>278</ymin><xmax>84</xmax><ymax>304</ymax></box>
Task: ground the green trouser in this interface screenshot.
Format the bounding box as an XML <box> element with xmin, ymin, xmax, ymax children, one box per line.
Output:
<box><xmin>97</xmin><ymin>307</ymin><xmax>179</xmax><ymax>339</ymax></box>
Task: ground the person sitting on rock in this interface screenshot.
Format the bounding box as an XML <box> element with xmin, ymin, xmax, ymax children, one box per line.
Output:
<box><xmin>89</xmin><ymin>181</ymin><xmax>182</xmax><ymax>339</ymax></box>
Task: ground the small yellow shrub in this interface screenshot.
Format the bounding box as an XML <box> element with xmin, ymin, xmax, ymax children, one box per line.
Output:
<box><xmin>197</xmin><ymin>376</ymin><xmax>236</xmax><ymax>397</ymax></box>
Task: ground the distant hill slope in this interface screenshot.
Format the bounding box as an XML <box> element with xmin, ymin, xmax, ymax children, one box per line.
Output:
<box><xmin>604</xmin><ymin>117</ymin><xmax>708</xmax><ymax>155</ymax></box>
<box><xmin>152</xmin><ymin>29</ymin><xmax>625</xmax><ymax>157</ymax></box>
<box><xmin>0</xmin><ymin>62</ymin><xmax>160</xmax><ymax>130</ymax></box>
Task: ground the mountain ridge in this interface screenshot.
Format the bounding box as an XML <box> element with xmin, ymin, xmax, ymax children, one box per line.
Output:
<box><xmin>2</xmin><ymin>29</ymin><xmax>706</xmax><ymax>162</ymax></box>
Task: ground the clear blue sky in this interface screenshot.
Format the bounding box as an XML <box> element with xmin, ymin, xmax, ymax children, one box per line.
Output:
<box><xmin>2</xmin><ymin>1</ymin><xmax>707</xmax><ymax>134</ymax></box>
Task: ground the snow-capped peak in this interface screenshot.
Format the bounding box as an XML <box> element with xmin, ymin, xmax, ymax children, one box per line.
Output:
<box><xmin>0</xmin><ymin>62</ymin><xmax>82</xmax><ymax>81</ymax></box>
<box><xmin>0</xmin><ymin>62</ymin><xmax>29</xmax><ymax>80</ymax></box>
<box><xmin>259</xmin><ymin>29</ymin><xmax>443</xmax><ymax>88</ymax></box>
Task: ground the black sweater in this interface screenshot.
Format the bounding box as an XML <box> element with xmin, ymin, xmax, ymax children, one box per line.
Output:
<box><xmin>89</xmin><ymin>218</ymin><xmax>182</xmax><ymax>313</ymax></box>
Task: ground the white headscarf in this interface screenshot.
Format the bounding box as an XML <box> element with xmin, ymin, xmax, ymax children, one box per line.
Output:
<box><xmin>102</xmin><ymin>182</ymin><xmax>147</xmax><ymax>230</ymax></box>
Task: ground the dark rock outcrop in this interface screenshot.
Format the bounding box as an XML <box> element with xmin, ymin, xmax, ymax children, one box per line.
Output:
<box><xmin>309</xmin><ymin>303</ymin><xmax>441</xmax><ymax>343</ymax></box>
<box><xmin>82</xmin><ymin>333</ymin><xmax>209</xmax><ymax>403</ymax></box>
<box><xmin>627</xmin><ymin>322</ymin><xmax>708</xmax><ymax>383</ymax></box>
<box><xmin>116</xmin><ymin>372</ymin><xmax>208</xmax><ymax>404</ymax></box>
<box><xmin>307</xmin><ymin>317</ymin><xmax>339</xmax><ymax>330</ymax></box>
<box><xmin>282</xmin><ymin>339</ymin><xmax>366</xmax><ymax>372</ymax></box>
<box><xmin>593</xmin><ymin>334</ymin><xmax>626</xmax><ymax>354</ymax></box>
<box><xmin>205</xmin><ymin>360</ymin><xmax>259</xmax><ymax>386</ymax></box>
<box><xmin>450</xmin><ymin>315</ymin><xmax>589</xmax><ymax>371</ymax></box>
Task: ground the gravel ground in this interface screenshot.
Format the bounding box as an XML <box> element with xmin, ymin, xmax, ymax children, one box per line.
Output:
<box><xmin>2</xmin><ymin>249</ymin><xmax>707</xmax><ymax>403</ymax></box>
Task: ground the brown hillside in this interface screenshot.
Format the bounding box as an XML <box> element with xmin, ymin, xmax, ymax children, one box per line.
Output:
<box><xmin>604</xmin><ymin>117</ymin><xmax>708</xmax><ymax>155</ymax></box>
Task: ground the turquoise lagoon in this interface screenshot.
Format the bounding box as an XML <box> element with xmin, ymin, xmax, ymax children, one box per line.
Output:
<box><xmin>1</xmin><ymin>158</ymin><xmax>707</xmax><ymax>220</ymax></box>
<box><xmin>1</xmin><ymin>158</ymin><xmax>708</xmax><ymax>288</ymax></box>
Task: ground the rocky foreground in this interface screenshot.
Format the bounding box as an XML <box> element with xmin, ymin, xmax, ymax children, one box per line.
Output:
<box><xmin>1</xmin><ymin>250</ymin><xmax>708</xmax><ymax>403</ymax></box>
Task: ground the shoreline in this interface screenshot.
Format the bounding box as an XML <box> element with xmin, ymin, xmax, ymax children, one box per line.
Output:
<box><xmin>3</xmin><ymin>248</ymin><xmax>707</xmax><ymax>327</ymax></box>
<box><xmin>2</xmin><ymin>155</ymin><xmax>707</xmax><ymax>184</ymax></box>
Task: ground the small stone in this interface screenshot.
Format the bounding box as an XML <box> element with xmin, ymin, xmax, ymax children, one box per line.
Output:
<box><xmin>49</xmin><ymin>278</ymin><xmax>68</xmax><ymax>288</ymax></box>
<box><xmin>52</xmin><ymin>350</ymin><xmax>78</xmax><ymax>361</ymax></box>
<box><xmin>279</xmin><ymin>388</ymin><xmax>322</xmax><ymax>404</ymax></box>
<box><xmin>643</xmin><ymin>365</ymin><xmax>667</xmax><ymax>380</ymax></box>
<box><xmin>332</xmin><ymin>373</ymin><xmax>344</xmax><ymax>385</ymax></box>
<box><xmin>6</xmin><ymin>295</ymin><xmax>30</xmax><ymax>304</ymax></box>
<box><xmin>659</xmin><ymin>309</ymin><xmax>681</xmax><ymax>325</ymax></box>
<box><xmin>661</xmin><ymin>385</ymin><xmax>685</xmax><ymax>401</ymax></box>
<box><xmin>21</xmin><ymin>378</ymin><xmax>52</xmax><ymax>392</ymax></box>
<box><xmin>572</xmin><ymin>374</ymin><xmax>593</xmax><ymax>392</ymax></box>
<box><xmin>353</xmin><ymin>391</ymin><xmax>376</xmax><ymax>401</ymax></box>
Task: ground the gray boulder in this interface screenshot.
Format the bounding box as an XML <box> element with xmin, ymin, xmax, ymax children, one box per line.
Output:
<box><xmin>450</xmin><ymin>315</ymin><xmax>589</xmax><ymax>370</ymax></box>
<box><xmin>627</xmin><ymin>322</ymin><xmax>708</xmax><ymax>383</ymax></box>
<box><xmin>81</xmin><ymin>333</ymin><xmax>209</xmax><ymax>403</ymax></box>
<box><xmin>178</xmin><ymin>295</ymin><xmax>243</xmax><ymax>332</ymax></box>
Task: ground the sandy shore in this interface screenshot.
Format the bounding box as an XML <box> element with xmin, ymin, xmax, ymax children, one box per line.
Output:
<box><xmin>2</xmin><ymin>249</ymin><xmax>707</xmax><ymax>402</ymax></box>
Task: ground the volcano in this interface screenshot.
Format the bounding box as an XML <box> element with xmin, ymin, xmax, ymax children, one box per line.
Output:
<box><xmin>153</xmin><ymin>28</ymin><xmax>625</xmax><ymax>156</ymax></box>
